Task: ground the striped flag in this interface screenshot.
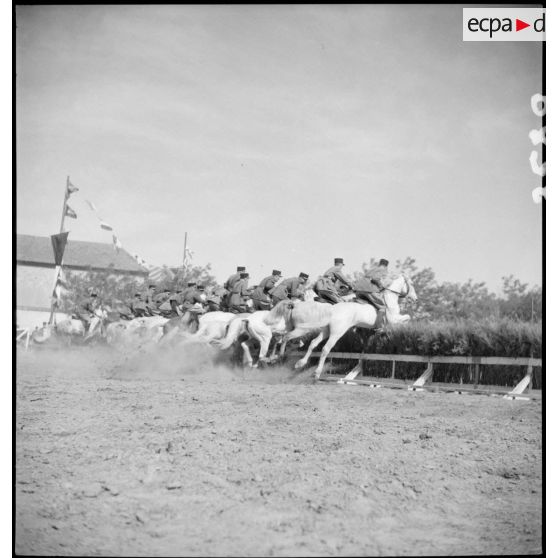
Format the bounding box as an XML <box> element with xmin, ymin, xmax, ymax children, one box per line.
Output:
<box><xmin>148</xmin><ymin>265</ymin><xmax>176</xmax><ymax>283</ymax></box>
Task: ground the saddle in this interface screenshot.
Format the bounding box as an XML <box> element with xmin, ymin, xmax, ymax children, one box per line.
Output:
<box><xmin>313</xmin><ymin>296</ymin><xmax>335</xmax><ymax>305</ymax></box>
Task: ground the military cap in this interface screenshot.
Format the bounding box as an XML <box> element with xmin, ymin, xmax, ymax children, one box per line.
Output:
<box><xmin>272</xmin><ymin>269</ymin><xmax>282</xmax><ymax>276</ymax></box>
<box><xmin>148</xmin><ymin>284</ymin><xmax>156</xmax><ymax>289</ymax></box>
<box><xmin>237</xmin><ymin>266</ymin><xmax>246</xmax><ymax>272</ymax></box>
<box><xmin>379</xmin><ymin>259</ymin><xmax>389</xmax><ymax>266</ymax></box>
<box><xmin>240</xmin><ymin>272</ymin><xmax>249</xmax><ymax>279</ymax></box>
<box><xmin>196</xmin><ymin>284</ymin><xmax>205</xmax><ymax>290</ymax></box>
<box><xmin>134</xmin><ymin>292</ymin><xmax>142</xmax><ymax>297</ymax></box>
<box><xmin>299</xmin><ymin>272</ymin><xmax>309</xmax><ymax>280</ymax></box>
<box><xmin>187</xmin><ymin>281</ymin><xmax>197</xmax><ymax>287</ymax></box>
<box><xmin>334</xmin><ymin>258</ymin><xmax>344</xmax><ymax>265</ymax></box>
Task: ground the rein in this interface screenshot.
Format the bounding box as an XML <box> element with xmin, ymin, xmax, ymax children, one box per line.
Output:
<box><xmin>383</xmin><ymin>275</ymin><xmax>411</xmax><ymax>299</ymax></box>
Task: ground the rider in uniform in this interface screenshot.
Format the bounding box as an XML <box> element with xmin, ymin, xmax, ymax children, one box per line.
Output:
<box><xmin>130</xmin><ymin>292</ymin><xmax>149</xmax><ymax>317</ymax></box>
<box><xmin>143</xmin><ymin>284</ymin><xmax>158</xmax><ymax>315</ymax></box>
<box><xmin>205</xmin><ymin>286</ymin><xmax>224</xmax><ymax>312</ymax></box>
<box><xmin>77</xmin><ymin>290</ymin><xmax>100</xmax><ymax>329</ymax></box>
<box><xmin>153</xmin><ymin>288</ymin><xmax>171</xmax><ymax>306</ymax></box>
<box><xmin>229</xmin><ymin>272</ymin><xmax>251</xmax><ymax>313</ymax></box>
<box><xmin>354</xmin><ymin>258</ymin><xmax>390</xmax><ymax>309</ymax></box>
<box><xmin>224</xmin><ymin>266</ymin><xmax>246</xmax><ymax>309</ymax></box>
<box><xmin>269</xmin><ymin>273</ymin><xmax>309</xmax><ymax>305</ymax></box>
<box><xmin>251</xmin><ymin>269</ymin><xmax>282</xmax><ymax>310</ymax></box>
<box><xmin>315</xmin><ymin>258</ymin><xmax>354</xmax><ymax>304</ymax></box>
<box><xmin>182</xmin><ymin>284</ymin><xmax>206</xmax><ymax>311</ymax></box>
<box><xmin>168</xmin><ymin>281</ymin><xmax>196</xmax><ymax>316</ymax></box>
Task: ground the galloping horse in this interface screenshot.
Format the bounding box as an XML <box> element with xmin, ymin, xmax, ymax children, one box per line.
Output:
<box><xmin>106</xmin><ymin>315</ymin><xmax>169</xmax><ymax>348</ymax></box>
<box><xmin>33</xmin><ymin>307</ymin><xmax>110</xmax><ymax>345</ymax></box>
<box><xmin>217</xmin><ymin>300</ymin><xmax>294</xmax><ymax>367</ymax></box>
<box><xmin>278</xmin><ymin>274</ymin><xmax>417</xmax><ymax>378</ymax></box>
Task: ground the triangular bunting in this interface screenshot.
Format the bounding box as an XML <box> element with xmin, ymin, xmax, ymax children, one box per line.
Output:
<box><xmin>65</xmin><ymin>205</ymin><xmax>77</xmax><ymax>219</ymax></box>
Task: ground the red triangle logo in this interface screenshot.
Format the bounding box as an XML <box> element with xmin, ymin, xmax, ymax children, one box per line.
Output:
<box><xmin>516</xmin><ymin>19</ymin><xmax>530</xmax><ymax>31</ymax></box>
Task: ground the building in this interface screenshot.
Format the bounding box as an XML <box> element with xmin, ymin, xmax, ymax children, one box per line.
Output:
<box><xmin>16</xmin><ymin>234</ymin><xmax>148</xmax><ymax>329</ymax></box>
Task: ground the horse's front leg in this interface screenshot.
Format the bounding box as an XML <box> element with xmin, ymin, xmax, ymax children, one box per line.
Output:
<box><xmin>279</xmin><ymin>327</ymin><xmax>306</xmax><ymax>359</ymax></box>
<box><xmin>268</xmin><ymin>334</ymin><xmax>282</xmax><ymax>362</ymax></box>
<box><xmin>256</xmin><ymin>332</ymin><xmax>273</xmax><ymax>366</ymax></box>
<box><xmin>295</xmin><ymin>328</ymin><xmax>327</xmax><ymax>369</ymax></box>
<box><xmin>240</xmin><ymin>341</ymin><xmax>254</xmax><ymax>367</ymax></box>
<box><xmin>315</xmin><ymin>330</ymin><xmax>344</xmax><ymax>379</ymax></box>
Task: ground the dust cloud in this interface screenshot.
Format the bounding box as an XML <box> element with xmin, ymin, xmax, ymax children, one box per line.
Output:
<box><xmin>16</xmin><ymin>342</ymin><xmax>315</xmax><ymax>385</ymax></box>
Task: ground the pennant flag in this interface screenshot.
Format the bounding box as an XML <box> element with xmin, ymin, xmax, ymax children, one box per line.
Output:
<box><xmin>51</xmin><ymin>232</ymin><xmax>69</xmax><ymax>266</ymax></box>
<box><xmin>183</xmin><ymin>246</ymin><xmax>194</xmax><ymax>266</ymax></box>
<box><xmin>65</xmin><ymin>205</ymin><xmax>77</xmax><ymax>219</ymax></box>
<box><xmin>56</xmin><ymin>268</ymin><xmax>69</xmax><ymax>290</ymax></box>
<box><xmin>85</xmin><ymin>199</ymin><xmax>97</xmax><ymax>212</ymax></box>
<box><xmin>112</xmin><ymin>234</ymin><xmax>122</xmax><ymax>252</ymax></box>
<box><xmin>100</xmin><ymin>220</ymin><xmax>113</xmax><ymax>231</ymax></box>
<box><xmin>66</xmin><ymin>180</ymin><xmax>79</xmax><ymax>196</ymax></box>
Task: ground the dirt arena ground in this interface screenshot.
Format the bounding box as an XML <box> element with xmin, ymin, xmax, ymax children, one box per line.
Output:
<box><xmin>15</xmin><ymin>345</ymin><xmax>542</xmax><ymax>556</ymax></box>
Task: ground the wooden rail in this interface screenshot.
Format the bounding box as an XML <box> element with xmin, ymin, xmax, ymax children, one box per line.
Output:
<box><xmin>289</xmin><ymin>351</ymin><xmax>542</xmax><ymax>399</ymax></box>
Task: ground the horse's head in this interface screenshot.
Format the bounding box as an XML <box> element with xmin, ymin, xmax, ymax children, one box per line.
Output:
<box><xmin>386</xmin><ymin>273</ymin><xmax>417</xmax><ymax>302</ymax></box>
<box><xmin>265</xmin><ymin>299</ymin><xmax>295</xmax><ymax>327</ymax></box>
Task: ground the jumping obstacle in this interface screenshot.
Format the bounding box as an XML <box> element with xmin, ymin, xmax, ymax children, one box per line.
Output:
<box><xmin>16</xmin><ymin>327</ymin><xmax>31</xmax><ymax>351</ymax></box>
<box><xmin>290</xmin><ymin>351</ymin><xmax>542</xmax><ymax>400</ymax></box>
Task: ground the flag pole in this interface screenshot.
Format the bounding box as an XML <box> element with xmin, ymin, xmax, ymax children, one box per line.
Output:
<box><xmin>59</xmin><ymin>176</ymin><xmax>70</xmax><ymax>233</ymax></box>
<box><xmin>183</xmin><ymin>232</ymin><xmax>188</xmax><ymax>270</ymax></box>
<box><xmin>50</xmin><ymin>177</ymin><xmax>70</xmax><ymax>324</ymax></box>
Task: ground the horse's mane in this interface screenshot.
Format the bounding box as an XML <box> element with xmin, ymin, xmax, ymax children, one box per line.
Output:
<box><xmin>264</xmin><ymin>299</ymin><xmax>293</xmax><ymax>326</ymax></box>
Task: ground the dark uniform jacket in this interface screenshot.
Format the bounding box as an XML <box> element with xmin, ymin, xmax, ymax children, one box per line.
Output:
<box><xmin>224</xmin><ymin>273</ymin><xmax>242</xmax><ymax>292</ymax></box>
<box><xmin>322</xmin><ymin>265</ymin><xmax>353</xmax><ymax>290</ymax></box>
<box><xmin>131</xmin><ymin>298</ymin><xmax>148</xmax><ymax>315</ymax></box>
<box><xmin>170</xmin><ymin>287</ymin><xmax>194</xmax><ymax>305</ymax></box>
<box><xmin>252</xmin><ymin>275</ymin><xmax>280</xmax><ymax>303</ymax></box>
<box><xmin>77</xmin><ymin>298</ymin><xmax>98</xmax><ymax>321</ymax></box>
<box><xmin>229</xmin><ymin>278</ymin><xmax>250</xmax><ymax>307</ymax></box>
<box><xmin>355</xmin><ymin>266</ymin><xmax>389</xmax><ymax>293</ymax></box>
<box><xmin>144</xmin><ymin>290</ymin><xmax>157</xmax><ymax>311</ymax></box>
<box><xmin>270</xmin><ymin>277</ymin><xmax>304</xmax><ymax>301</ymax></box>
<box><xmin>182</xmin><ymin>290</ymin><xmax>205</xmax><ymax>309</ymax></box>
<box><xmin>153</xmin><ymin>292</ymin><xmax>171</xmax><ymax>305</ymax></box>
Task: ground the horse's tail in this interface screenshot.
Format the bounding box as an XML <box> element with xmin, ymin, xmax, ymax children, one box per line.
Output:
<box><xmin>218</xmin><ymin>318</ymin><xmax>247</xmax><ymax>350</ymax></box>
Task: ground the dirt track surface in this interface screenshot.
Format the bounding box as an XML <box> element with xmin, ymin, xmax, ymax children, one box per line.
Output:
<box><xmin>16</xmin><ymin>346</ymin><xmax>542</xmax><ymax>556</ymax></box>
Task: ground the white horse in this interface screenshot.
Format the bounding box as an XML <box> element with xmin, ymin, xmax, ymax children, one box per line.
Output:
<box><xmin>106</xmin><ymin>315</ymin><xmax>169</xmax><ymax>347</ymax></box>
<box><xmin>279</xmin><ymin>274</ymin><xmax>417</xmax><ymax>378</ymax></box>
<box><xmin>33</xmin><ymin>307</ymin><xmax>109</xmax><ymax>345</ymax></box>
<box><xmin>172</xmin><ymin>311</ymin><xmax>243</xmax><ymax>347</ymax></box>
<box><xmin>217</xmin><ymin>300</ymin><xmax>294</xmax><ymax>367</ymax></box>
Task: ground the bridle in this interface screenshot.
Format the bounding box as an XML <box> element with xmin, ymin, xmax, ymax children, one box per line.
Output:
<box><xmin>383</xmin><ymin>274</ymin><xmax>412</xmax><ymax>299</ymax></box>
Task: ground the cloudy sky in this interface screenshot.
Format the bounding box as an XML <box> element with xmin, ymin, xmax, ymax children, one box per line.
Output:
<box><xmin>16</xmin><ymin>5</ymin><xmax>543</xmax><ymax>290</ymax></box>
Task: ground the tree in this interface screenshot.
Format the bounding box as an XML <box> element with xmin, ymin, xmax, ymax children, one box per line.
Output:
<box><xmin>354</xmin><ymin>257</ymin><xmax>540</xmax><ymax>322</ymax></box>
<box><xmin>499</xmin><ymin>275</ymin><xmax>542</xmax><ymax>322</ymax></box>
<box><xmin>58</xmin><ymin>262</ymin><xmax>218</xmax><ymax>314</ymax></box>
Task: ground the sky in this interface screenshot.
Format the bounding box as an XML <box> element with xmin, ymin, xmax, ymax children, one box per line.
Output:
<box><xmin>15</xmin><ymin>5</ymin><xmax>543</xmax><ymax>291</ymax></box>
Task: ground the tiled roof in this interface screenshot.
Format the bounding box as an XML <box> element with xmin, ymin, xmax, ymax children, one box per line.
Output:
<box><xmin>16</xmin><ymin>234</ymin><xmax>148</xmax><ymax>275</ymax></box>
